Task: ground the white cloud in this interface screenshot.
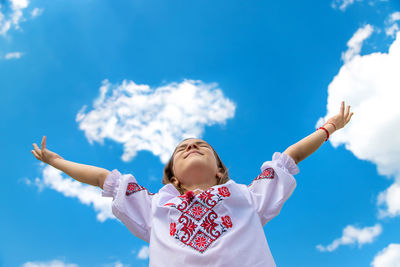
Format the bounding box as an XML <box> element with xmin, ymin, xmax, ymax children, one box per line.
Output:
<box><xmin>316</xmin><ymin>224</ymin><xmax>382</xmax><ymax>252</ymax></box>
<box><xmin>113</xmin><ymin>262</ymin><xmax>124</xmax><ymax>267</ymax></box>
<box><xmin>316</xmin><ymin>30</ymin><xmax>400</xmax><ymax>218</ymax></box>
<box><xmin>385</xmin><ymin>12</ymin><xmax>400</xmax><ymax>37</ymax></box>
<box><xmin>137</xmin><ymin>246</ymin><xmax>149</xmax><ymax>260</ymax></box>
<box><xmin>0</xmin><ymin>0</ymin><xmax>30</xmax><ymax>35</ymax></box>
<box><xmin>76</xmin><ymin>79</ymin><xmax>236</xmax><ymax>164</ymax></box>
<box><xmin>96</xmin><ymin>261</ymin><xmax>131</xmax><ymax>267</ymax></box>
<box><xmin>22</xmin><ymin>259</ymin><xmax>78</xmax><ymax>267</ymax></box>
<box><xmin>31</xmin><ymin>7</ymin><xmax>43</xmax><ymax>18</ymax></box>
<box><xmin>389</xmin><ymin>12</ymin><xmax>400</xmax><ymax>23</ymax></box>
<box><xmin>341</xmin><ymin>24</ymin><xmax>374</xmax><ymax>62</ymax></box>
<box><xmin>5</xmin><ymin>51</ymin><xmax>23</xmax><ymax>59</ymax></box>
<box><xmin>11</xmin><ymin>0</ymin><xmax>29</xmax><ymax>9</ymax></box>
<box><xmin>331</xmin><ymin>0</ymin><xmax>356</xmax><ymax>11</ymax></box>
<box><xmin>34</xmin><ymin>164</ymin><xmax>114</xmax><ymax>222</ymax></box>
<box><xmin>371</xmin><ymin>244</ymin><xmax>400</xmax><ymax>267</ymax></box>
<box><xmin>385</xmin><ymin>24</ymin><xmax>399</xmax><ymax>37</ymax></box>
<box><xmin>377</xmin><ymin>182</ymin><xmax>400</xmax><ymax>218</ymax></box>
<box><xmin>105</xmin><ymin>262</ymin><xmax>130</xmax><ymax>267</ymax></box>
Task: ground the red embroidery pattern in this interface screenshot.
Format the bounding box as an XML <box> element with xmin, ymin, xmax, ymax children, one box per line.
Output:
<box><xmin>170</xmin><ymin>222</ymin><xmax>176</xmax><ymax>236</ymax></box>
<box><xmin>218</xmin><ymin>186</ymin><xmax>231</xmax><ymax>197</ymax></box>
<box><xmin>169</xmin><ymin>187</ymin><xmax>233</xmax><ymax>253</ymax></box>
<box><xmin>189</xmin><ymin>231</ymin><xmax>213</xmax><ymax>251</ymax></box>
<box><xmin>258</xmin><ymin>167</ymin><xmax>275</xmax><ymax>180</ymax></box>
<box><xmin>185</xmin><ymin>201</ymin><xmax>209</xmax><ymax>221</ymax></box>
<box><xmin>248</xmin><ymin>167</ymin><xmax>275</xmax><ymax>187</ymax></box>
<box><xmin>221</xmin><ymin>215</ymin><xmax>233</xmax><ymax>228</ymax></box>
<box><xmin>126</xmin><ymin>182</ymin><xmax>154</xmax><ymax>196</ymax></box>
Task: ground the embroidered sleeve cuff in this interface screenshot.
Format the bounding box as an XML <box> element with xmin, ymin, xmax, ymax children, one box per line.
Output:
<box><xmin>267</xmin><ymin>152</ymin><xmax>300</xmax><ymax>175</ymax></box>
<box><xmin>102</xmin><ymin>169</ymin><xmax>122</xmax><ymax>199</ymax></box>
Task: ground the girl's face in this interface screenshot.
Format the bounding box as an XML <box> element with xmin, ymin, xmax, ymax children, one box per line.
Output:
<box><xmin>172</xmin><ymin>138</ymin><xmax>220</xmax><ymax>188</ymax></box>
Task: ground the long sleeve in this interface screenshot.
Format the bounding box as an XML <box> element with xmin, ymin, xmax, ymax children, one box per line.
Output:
<box><xmin>102</xmin><ymin>169</ymin><xmax>154</xmax><ymax>242</ymax></box>
<box><xmin>247</xmin><ymin>152</ymin><xmax>299</xmax><ymax>226</ymax></box>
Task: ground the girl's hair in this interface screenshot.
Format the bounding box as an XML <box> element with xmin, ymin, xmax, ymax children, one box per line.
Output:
<box><xmin>162</xmin><ymin>138</ymin><xmax>229</xmax><ymax>194</ymax></box>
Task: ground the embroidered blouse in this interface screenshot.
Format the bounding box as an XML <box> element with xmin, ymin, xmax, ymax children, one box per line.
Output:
<box><xmin>102</xmin><ymin>152</ymin><xmax>299</xmax><ymax>267</ymax></box>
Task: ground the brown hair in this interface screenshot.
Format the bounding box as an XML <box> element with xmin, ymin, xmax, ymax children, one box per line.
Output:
<box><xmin>162</xmin><ymin>138</ymin><xmax>229</xmax><ymax>194</ymax></box>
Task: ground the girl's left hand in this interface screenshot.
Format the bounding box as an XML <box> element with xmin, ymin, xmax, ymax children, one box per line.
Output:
<box><xmin>325</xmin><ymin>101</ymin><xmax>354</xmax><ymax>131</ymax></box>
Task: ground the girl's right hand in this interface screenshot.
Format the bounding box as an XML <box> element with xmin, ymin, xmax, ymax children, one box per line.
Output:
<box><xmin>31</xmin><ymin>136</ymin><xmax>63</xmax><ymax>165</ymax></box>
<box><xmin>325</xmin><ymin>101</ymin><xmax>354</xmax><ymax>131</ymax></box>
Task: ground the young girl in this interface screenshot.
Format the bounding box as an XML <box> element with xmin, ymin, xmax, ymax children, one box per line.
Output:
<box><xmin>32</xmin><ymin>101</ymin><xmax>353</xmax><ymax>267</ymax></box>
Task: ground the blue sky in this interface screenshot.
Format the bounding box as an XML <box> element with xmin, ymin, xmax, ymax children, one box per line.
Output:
<box><xmin>1</xmin><ymin>0</ymin><xmax>400</xmax><ymax>266</ymax></box>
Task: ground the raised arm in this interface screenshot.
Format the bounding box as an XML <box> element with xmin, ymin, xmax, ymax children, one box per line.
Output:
<box><xmin>31</xmin><ymin>136</ymin><xmax>110</xmax><ymax>189</ymax></box>
<box><xmin>283</xmin><ymin>101</ymin><xmax>354</xmax><ymax>165</ymax></box>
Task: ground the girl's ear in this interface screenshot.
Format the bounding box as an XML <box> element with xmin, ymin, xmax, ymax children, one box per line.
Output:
<box><xmin>216</xmin><ymin>169</ymin><xmax>224</xmax><ymax>183</ymax></box>
<box><xmin>171</xmin><ymin>177</ymin><xmax>180</xmax><ymax>187</ymax></box>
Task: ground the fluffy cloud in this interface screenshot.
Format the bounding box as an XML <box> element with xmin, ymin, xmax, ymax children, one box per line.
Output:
<box><xmin>316</xmin><ymin>224</ymin><xmax>382</xmax><ymax>252</ymax></box>
<box><xmin>76</xmin><ymin>79</ymin><xmax>236</xmax><ymax>163</ymax></box>
<box><xmin>0</xmin><ymin>0</ymin><xmax>30</xmax><ymax>35</ymax></box>
<box><xmin>316</xmin><ymin>30</ymin><xmax>400</xmax><ymax>184</ymax></box>
<box><xmin>371</xmin><ymin>244</ymin><xmax>400</xmax><ymax>267</ymax></box>
<box><xmin>316</xmin><ymin>23</ymin><xmax>400</xmax><ymax>255</ymax></box>
<box><xmin>137</xmin><ymin>246</ymin><xmax>150</xmax><ymax>260</ymax></box>
<box><xmin>377</xmin><ymin>182</ymin><xmax>400</xmax><ymax>218</ymax></box>
<box><xmin>22</xmin><ymin>260</ymin><xmax>78</xmax><ymax>267</ymax></box>
<box><xmin>34</xmin><ymin>164</ymin><xmax>114</xmax><ymax>222</ymax></box>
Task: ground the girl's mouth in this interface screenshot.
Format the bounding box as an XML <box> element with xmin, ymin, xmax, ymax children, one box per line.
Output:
<box><xmin>185</xmin><ymin>151</ymin><xmax>202</xmax><ymax>158</ymax></box>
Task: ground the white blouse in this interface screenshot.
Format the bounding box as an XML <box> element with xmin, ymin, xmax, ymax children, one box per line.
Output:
<box><xmin>102</xmin><ymin>152</ymin><xmax>299</xmax><ymax>267</ymax></box>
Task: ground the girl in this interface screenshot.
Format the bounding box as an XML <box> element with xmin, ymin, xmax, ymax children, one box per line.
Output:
<box><xmin>32</xmin><ymin>101</ymin><xmax>353</xmax><ymax>267</ymax></box>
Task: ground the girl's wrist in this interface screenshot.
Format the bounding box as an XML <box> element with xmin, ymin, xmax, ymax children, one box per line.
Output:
<box><xmin>49</xmin><ymin>156</ymin><xmax>64</xmax><ymax>167</ymax></box>
<box><xmin>323</xmin><ymin>123</ymin><xmax>336</xmax><ymax>135</ymax></box>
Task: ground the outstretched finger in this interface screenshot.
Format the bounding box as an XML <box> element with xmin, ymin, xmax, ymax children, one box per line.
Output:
<box><xmin>340</xmin><ymin>101</ymin><xmax>345</xmax><ymax>116</ymax></box>
<box><xmin>345</xmin><ymin>105</ymin><xmax>350</xmax><ymax>118</ymax></box>
<box><xmin>346</xmin><ymin>112</ymin><xmax>354</xmax><ymax>123</ymax></box>
<box><xmin>41</xmin><ymin>136</ymin><xmax>46</xmax><ymax>151</ymax></box>
<box><xmin>33</xmin><ymin>143</ymin><xmax>41</xmax><ymax>155</ymax></box>
<box><xmin>31</xmin><ymin>150</ymin><xmax>41</xmax><ymax>160</ymax></box>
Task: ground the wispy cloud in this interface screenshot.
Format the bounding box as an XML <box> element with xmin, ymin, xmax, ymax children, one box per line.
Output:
<box><xmin>76</xmin><ymin>79</ymin><xmax>236</xmax><ymax>163</ymax></box>
<box><xmin>31</xmin><ymin>7</ymin><xmax>43</xmax><ymax>18</ymax></box>
<box><xmin>341</xmin><ymin>24</ymin><xmax>374</xmax><ymax>63</ymax></box>
<box><xmin>32</xmin><ymin>164</ymin><xmax>114</xmax><ymax>222</ymax></box>
<box><xmin>5</xmin><ymin>51</ymin><xmax>23</xmax><ymax>59</ymax></box>
<box><xmin>22</xmin><ymin>259</ymin><xmax>78</xmax><ymax>267</ymax></box>
<box><xmin>136</xmin><ymin>246</ymin><xmax>149</xmax><ymax>260</ymax></box>
<box><xmin>371</xmin><ymin>244</ymin><xmax>400</xmax><ymax>267</ymax></box>
<box><xmin>102</xmin><ymin>261</ymin><xmax>131</xmax><ymax>267</ymax></box>
<box><xmin>22</xmin><ymin>259</ymin><xmax>130</xmax><ymax>267</ymax></box>
<box><xmin>0</xmin><ymin>0</ymin><xmax>30</xmax><ymax>36</ymax></box>
<box><xmin>331</xmin><ymin>0</ymin><xmax>356</xmax><ymax>11</ymax></box>
<box><xmin>331</xmin><ymin>0</ymin><xmax>387</xmax><ymax>11</ymax></box>
<box><xmin>316</xmin><ymin>224</ymin><xmax>382</xmax><ymax>252</ymax></box>
<box><xmin>385</xmin><ymin>12</ymin><xmax>400</xmax><ymax>37</ymax></box>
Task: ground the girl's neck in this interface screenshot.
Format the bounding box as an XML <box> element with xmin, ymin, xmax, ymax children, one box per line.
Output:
<box><xmin>181</xmin><ymin>181</ymin><xmax>217</xmax><ymax>194</ymax></box>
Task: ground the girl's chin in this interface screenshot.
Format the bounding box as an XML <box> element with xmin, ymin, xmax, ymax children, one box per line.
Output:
<box><xmin>184</xmin><ymin>156</ymin><xmax>209</xmax><ymax>165</ymax></box>
<box><xmin>181</xmin><ymin>159</ymin><xmax>215</xmax><ymax>172</ymax></box>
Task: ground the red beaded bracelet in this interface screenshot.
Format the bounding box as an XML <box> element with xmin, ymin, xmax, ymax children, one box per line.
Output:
<box><xmin>316</xmin><ymin>126</ymin><xmax>329</xmax><ymax>141</ymax></box>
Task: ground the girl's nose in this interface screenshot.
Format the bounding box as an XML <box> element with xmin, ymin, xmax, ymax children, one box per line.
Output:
<box><xmin>186</xmin><ymin>143</ymin><xmax>199</xmax><ymax>151</ymax></box>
